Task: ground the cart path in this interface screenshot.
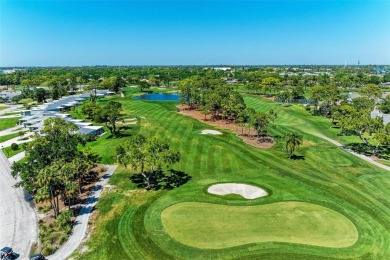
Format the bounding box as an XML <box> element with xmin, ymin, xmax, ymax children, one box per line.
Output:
<box><xmin>0</xmin><ymin>150</ymin><xmax>37</xmax><ymax>260</ymax></box>
<box><xmin>48</xmin><ymin>165</ymin><xmax>117</xmax><ymax>260</ymax></box>
<box><xmin>316</xmin><ymin>134</ymin><xmax>390</xmax><ymax>172</ymax></box>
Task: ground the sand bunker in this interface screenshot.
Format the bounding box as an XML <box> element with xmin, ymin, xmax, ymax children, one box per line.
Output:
<box><xmin>201</xmin><ymin>129</ymin><xmax>222</xmax><ymax>135</ymax></box>
<box><xmin>208</xmin><ymin>183</ymin><xmax>268</xmax><ymax>199</ymax></box>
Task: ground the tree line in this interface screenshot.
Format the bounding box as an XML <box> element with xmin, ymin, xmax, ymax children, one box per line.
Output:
<box><xmin>12</xmin><ymin>118</ymin><xmax>99</xmax><ymax>218</ymax></box>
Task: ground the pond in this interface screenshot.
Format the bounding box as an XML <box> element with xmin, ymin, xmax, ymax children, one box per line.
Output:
<box><xmin>134</xmin><ymin>93</ymin><xmax>179</xmax><ymax>101</ymax></box>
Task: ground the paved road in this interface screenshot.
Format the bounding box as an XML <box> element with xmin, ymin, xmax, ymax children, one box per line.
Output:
<box><xmin>48</xmin><ymin>165</ymin><xmax>117</xmax><ymax>260</ymax></box>
<box><xmin>317</xmin><ymin>134</ymin><xmax>390</xmax><ymax>172</ymax></box>
<box><xmin>0</xmin><ymin>150</ymin><xmax>37</xmax><ymax>260</ymax></box>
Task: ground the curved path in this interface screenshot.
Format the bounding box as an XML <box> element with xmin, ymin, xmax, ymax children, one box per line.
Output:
<box><xmin>0</xmin><ymin>150</ymin><xmax>37</xmax><ymax>260</ymax></box>
<box><xmin>48</xmin><ymin>165</ymin><xmax>117</xmax><ymax>260</ymax></box>
<box><xmin>316</xmin><ymin>134</ymin><xmax>390</xmax><ymax>172</ymax></box>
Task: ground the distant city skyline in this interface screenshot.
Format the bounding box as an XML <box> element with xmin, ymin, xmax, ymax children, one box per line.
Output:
<box><xmin>1</xmin><ymin>0</ymin><xmax>389</xmax><ymax>66</ymax></box>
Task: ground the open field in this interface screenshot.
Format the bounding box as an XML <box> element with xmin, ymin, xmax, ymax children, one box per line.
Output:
<box><xmin>71</xmin><ymin>92</ymin><xmax>390</xmax><ymax>259</ymax></box>
<box><xmin>0</xmin><ymin>105</ymin><xmax>10</xmax><ymax>111</ymax></box>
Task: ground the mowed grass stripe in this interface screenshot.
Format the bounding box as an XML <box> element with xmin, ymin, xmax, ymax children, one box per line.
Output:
<box><xmin>76</xmin><ymin>95</ymin><xmax>390</xmax><ymax>259</ymax></box>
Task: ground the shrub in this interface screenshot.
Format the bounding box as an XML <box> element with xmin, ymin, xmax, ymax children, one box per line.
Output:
<box><xmin>10</xmin><ymin>143</ymin><xmax>19</xmax><ymax>151</ymax></box>
<box><xmin>41</xmin><ymin>245</ymin><xmax>55</xmax><ymax>256</ymax></box>
<box><xmin>57</xmin><ymin>210</ymin><xmax>73</xmax><ymax>234</ymax></box>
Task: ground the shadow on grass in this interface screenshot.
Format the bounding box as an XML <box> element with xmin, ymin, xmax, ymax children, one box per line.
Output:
<box><xmin>129</xmin><ymin>169</ymin><xmax>191</xmax><ymax>191</ymax></box>
<box><xmin>346</xmin><ymin>143</ymin><xmax>390</xmax><ymax>160</ymax></box>
<box><xmin>289</xmin><ymin>155</ymin><xmax>305</xmax><ymax>160</ymax></box>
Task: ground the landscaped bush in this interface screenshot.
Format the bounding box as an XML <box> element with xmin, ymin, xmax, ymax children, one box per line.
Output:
<box><xmin>39</xmin><ymin>209</ymin><xmax>74</xmax><ymax>255</ymax></box>
<box><xmin>41</xmin><ymin>245</ymin><xmax>55</xmax><ymax>256</ymax></box>
<box><xmin>10</xmin><ymin>143</ymin><xmax>19</xmax><ymax>151</ymax></box>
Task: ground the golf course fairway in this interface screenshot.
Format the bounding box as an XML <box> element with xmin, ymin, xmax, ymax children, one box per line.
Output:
<box><xmin>161</xmin><ymin>201</ymin><xmax>358</xmax><ymax>249</ymax></box>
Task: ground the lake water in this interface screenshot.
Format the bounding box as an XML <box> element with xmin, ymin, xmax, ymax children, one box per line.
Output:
<box><xmin>134</xmin><ymin>93</ymin><xmax>179</xmax><ymax>101</ymax></box>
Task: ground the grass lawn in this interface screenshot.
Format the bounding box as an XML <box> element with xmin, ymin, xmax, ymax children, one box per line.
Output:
<box><xmin>161</xmin><ymin>201</ymin><xmax>358</xmax><ymax>249</ymax></box>
<box><xmin>0</xmin><ymin>118</ymin><xmax>19</xmax><ymax>131</ymax></box>
<box><xmin>0</xmin><ymin>105</ymin><xmax>9</xmax><ymax>111</ymax></box>
<box><xmin>18</xmin><ymin>98</ymin><xmax>35</xmax><ymax>105</ymax></box>
<box><xmin>71</xmin><ymin>94</ymin><xmax>390</xmax><ymax>259</ymax></box>
<box><xmin>378</xmin><ymin>159</ymin><xmax>390</xmax><ymax>167</ymax></box>
<box><xmin>0</xmin><ymin>132</ymin><xmax>24</xmax><ymax>143</ymax></box>
<box><xmin>1</xmin><ymin>111</ymin><xmax>21</xmax><ymax>116</ymax></box>
<box><xmin>2</xmin><ymin>145</ymin><xmax>24</xmax><ymax>158</ymax></box>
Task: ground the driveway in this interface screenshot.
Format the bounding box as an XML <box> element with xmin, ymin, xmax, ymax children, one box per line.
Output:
<box><xmin>48</xmin><ymin>165</ymin><xmax>117</xmax><ymax>260</ymax></box>
<box><xmin>0</xmin><ymin>150</ymin><xmax>37</xmax><ymax>259</ymax></box>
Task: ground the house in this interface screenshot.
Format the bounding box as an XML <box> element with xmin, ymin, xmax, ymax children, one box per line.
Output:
<box><xmin>371</xmin><ymin>108</ymin><xmax>390</xmax><ymax>125</ymax></box>
<box><xmin>0</xmin><ymin>91</ymin><xmax>21</xmax><ymax>102</ymax></box>
<box><xmin>77</xmin><ymin>126</ymin><xmax>105</xmax><ymax>136</ymax></box>
<box><xmin>17</xmin><ymin>90</ymin><xmax>111</xmax><ymax>137</ymax></box>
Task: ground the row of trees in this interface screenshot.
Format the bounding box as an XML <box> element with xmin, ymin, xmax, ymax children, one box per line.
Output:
<box><xmin>179</xmin><ymin>76</ymin><xmax>246</xmax><ymax>120</ymax></box>
<box><xmin>332</xmin><ymin>97</ymin><xmax>390</xmax><ymax>155</ymax></box>
<box><xmin>179</xmin><ymin>76</ymin><xmax>279</xmax><ymax>141</ymax></box>
<box><xmin>12</xmin><ymin>118</ymin><xmax>98</xmax><ymax>218</ymax></box>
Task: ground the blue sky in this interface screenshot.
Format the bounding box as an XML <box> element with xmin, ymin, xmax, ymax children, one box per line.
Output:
<box><xmin>1</xmin><ymin>0</ymin><xmax>389</xmax><ymax>66</ymax></box>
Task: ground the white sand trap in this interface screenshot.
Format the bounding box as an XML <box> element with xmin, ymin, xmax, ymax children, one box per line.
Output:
<box><xmin>208</xmin><ymin>183</ymin><xmax>268</xmax><ymax>199</ymax></box>
<box><xmin>201</xmin><ymin>129</ymin><xmax>222</xmax><ymax>135</ymax></box>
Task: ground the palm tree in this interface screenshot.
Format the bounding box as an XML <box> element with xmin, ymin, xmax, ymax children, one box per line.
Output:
<box><xmin>285</xmin><ymin>132</ymin><xmax>303</xmax><ymax>159</ymax></box>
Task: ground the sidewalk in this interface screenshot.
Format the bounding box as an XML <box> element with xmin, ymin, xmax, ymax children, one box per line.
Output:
<box><xmin>48</xmin><ymin>165</ymin><xmax>117</xmax><ymax>260</ymax></box>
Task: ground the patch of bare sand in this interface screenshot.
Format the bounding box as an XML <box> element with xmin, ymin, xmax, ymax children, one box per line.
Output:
<box><xmin>201</xmin><ymin>129</ymin><xmax>222</xmax><ymax>135</ymax></box>
<box><xmin>208</xmin><ymin>183</ymin><xmax>268</xmax><ymax>199</ymax></box>
<box><xmin>178</xmin><ymin>105</ymin><xmax>275</xmax><ymax>149</ymax></box>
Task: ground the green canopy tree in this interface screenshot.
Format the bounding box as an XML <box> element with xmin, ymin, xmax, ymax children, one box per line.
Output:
<box><xmin>116</xmin><ymin>135</ymin><xmax>181</xmax><ymax>189</ymax></box>
<box><xmin>285</xmin><ymin>132</ymin><xmax>303</xmax><ymax>159</ymax></box>
<box><xmin>359</xmin><ymin>84</ymin><xmax>382</xmax><ymax>100</ymax></box>
<box><xmin>12</xmin><ymin>118</ymin><xmax>97</xmax><ymax>218</ymax></box>
<box><xmin>380</xmin><ymin>96</ymin><xmax>390</xmax><ymax>113</ymax></box>
<box><xmin>253</xmin><ymin>110</ymin><xmax>277</xmax><ymax>137</ymax></box>
<box><xmin>100</xmin><ymin>101</ymin><xmax>123</xmax><ymax>134</ymax></box>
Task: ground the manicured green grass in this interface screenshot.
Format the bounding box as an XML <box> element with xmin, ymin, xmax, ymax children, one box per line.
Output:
<box><xmin>18</xmin><ymin>98</ymin><xmax>34</xmax><ymax>104</ymax></box>
<box><xmin>378</xmin><ymin>159</ymin><xmax>390</xmax><ymax>167</ymax></box>
<box><xmin>0</xmin><ymin>132</ymin><xmax>24</xmax><ymax>143</ymax></box>
<box><xmin>2</xmin><ymin>145</ymin><xmax>24</xmax><ymax>158</ymax></box>
<box><xmin>161</xmin><ymin>201</ymin><xmax>358</xmax><ymax>249</ymax></box>
<box><xmin>72</xmin><ymin>94</ymin><xmax>390</xmax><ymax>259</ymax></box>
<box><xmin>0</xmin><ymin>105</ymin><xmax>9</xmax><ymax>111</ymax></box>
<box><xmin>0</xmin><ymin>118</ymin><xmax>19</xmax><ymax>131</ymax></box>
<box><xmin>1</xmin><ymin>111</ymin><xmax>21</xmax><ymax>116</ymax></box>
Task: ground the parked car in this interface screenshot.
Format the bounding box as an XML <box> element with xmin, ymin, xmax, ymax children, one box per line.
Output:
<box><xmin>0</xmin><ymin>247</ymin><xmax>14</xmax><ymax>260</ymax></box>
<box><xmin>30</xmin><ymin>253</ymin><xmax>46</xmax><ymax>260</ymax></box>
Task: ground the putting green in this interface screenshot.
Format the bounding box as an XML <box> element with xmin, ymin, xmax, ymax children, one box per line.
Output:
<box><xmin>161</xmin><ymin>201</ymin><xmax>358</xmax><ymax>249</ymax></box>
